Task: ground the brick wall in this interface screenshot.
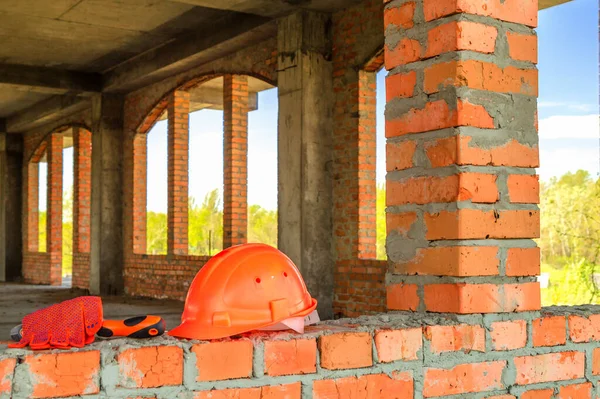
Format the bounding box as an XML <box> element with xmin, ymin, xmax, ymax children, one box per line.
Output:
<box><xmin>121</xmin><ymin>40</ymin><xmax>276</xmax><ymax>300</ymax></box>
<box><xmin>4</xmin><ymin>308</ymin><xmax>600</xmax><ymax>398</ymax></box>
<box><xmin>332</xmin><ymin>0</ymin><xmax>387</xmax><ymax>317</ymax></box>
<box><xmin>383</xmin><ymin>0</ymin><xmax>540</xmax><ymax>313</ymax></box>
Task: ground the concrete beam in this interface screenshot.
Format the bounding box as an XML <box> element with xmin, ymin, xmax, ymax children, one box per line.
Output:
<box><xmin>6</xmin><ymin>95</ymin><xmax>89</xmax><ymax>134</ymax></box>
<box><xmin>539</xmin><ymin>0</ymin><xmax>572</xmax><ymax>9</ymax></box>
<box><xmin>103</xmin><ymin>14</ymin><xmax>273</xmax><ymax>93</ymax></box>
<box><xmin>278</xmin><ymin>11</ymin><xmax>334</xmax><ymax>320</ymax></box>
<box><xmin>90</xmin><ymin>94</ymin><xmax>124</xmax><ymax>296</ymax></box>
<box><xmin>170</xmin><ymin>0</ymin><xmax>363</xmax><ymax>17</ymax></box>
<box><xmin>0</xmin><ymin>64</ymin><xmax>101</xmax><ymax>95</ymax></box>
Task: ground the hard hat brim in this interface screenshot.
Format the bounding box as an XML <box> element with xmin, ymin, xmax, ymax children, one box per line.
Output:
<box><xmin>167</xmin><ymin>298</ymin><xmax>317</xmax><ymax>341</ymax></box>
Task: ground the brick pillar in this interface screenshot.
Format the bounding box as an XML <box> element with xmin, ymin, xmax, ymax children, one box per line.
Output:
<box><xmin>73</xmin><ymin>128</ymin><xmax>92</xmax><ymax>254</ymax></box>
<box><xmin>384</xmin><ymin>0</ymin><xmax>540</xmax><ymax>313</ymax></box>
<box><xmin>357</xmin><ymin>70</ymin><xmax>378</xmax><ymax>259</ymax></box>
<box><xmin>223</xmin><ymin>75</ymin><xmax>248</xmax><ymax>248</ymax></box>
<box><xmin>167</xmin><ymin>90</ymin><xmax>190</xmax><ymax>255</ymax></box>
<box><xmin>26</xmin><ymin>162</ymin><xmax>40</xmax><ymax>253</ymax></box>
<box><xmin>132</xmin><ymin>134</ymin><xmax>147</xmax><ymax>254</ymax></box>
<box><xmin>47</xmin><ymin>133</ymin><xmax>63</xmax><ymax>285</ymax></box>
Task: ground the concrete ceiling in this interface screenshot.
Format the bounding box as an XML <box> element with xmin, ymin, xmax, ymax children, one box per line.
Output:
<box><xmin>0</xmin><ymin>0</ymin><xmax>571</xmax><ymax>133</ymax></box>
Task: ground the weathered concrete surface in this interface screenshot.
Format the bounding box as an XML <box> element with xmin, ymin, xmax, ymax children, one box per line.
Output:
<box><xmin>0</xmin><ymin>283</ymin><xmax>184</xmax><ymax>342</ymax></box>
<box><xmin>0</xmin><ymin>134</ymin><xmax>23</xmax><ymax>282</ymax></box>
<box><xmin>90</xmin><ymin>94</ymin><xmax>124</xmax><ymax>296</ymax></box>
<box><xmin>277</xmin><ymin>11</ymin><xmax>335</xmax><ymax>320</ymax></box>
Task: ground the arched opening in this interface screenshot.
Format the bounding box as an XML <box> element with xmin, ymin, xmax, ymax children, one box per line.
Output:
<box><xmin>24</xmin><ymin>126</ymin><xmax>91</xmax><ymax>287</ymax></box>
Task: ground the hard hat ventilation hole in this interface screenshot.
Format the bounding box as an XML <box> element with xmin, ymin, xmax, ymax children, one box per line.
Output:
<box><xmin>255</xmin><ymin>277</ymin><xmax>261</xmax><ymax>283</ymax></box>
<box><xmin>283</xmin><ymin>272</ymin><xmax>288</xmax><ymax>277</ymax></box>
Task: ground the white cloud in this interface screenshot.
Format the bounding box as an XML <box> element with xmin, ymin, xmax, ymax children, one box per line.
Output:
<box><xmin>538</xmin><ymin>102</ymin><xmax>596</xmax><ymax>112</ymax></box>
<box><xmin>539</xmin><ymin>147</ymin><xmax>600</xmax><ymax>181</ymax></box>
<box><xmin>539</xmin><ymin>114</ymin><xmax>600</xmax><ymax>139</ymax></box>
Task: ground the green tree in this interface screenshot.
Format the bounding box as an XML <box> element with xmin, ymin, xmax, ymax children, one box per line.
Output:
<box><xmin>147</xmin><ymin>212</ymin><xmax>167</xmax><ymax>255</ymax></box>
<box><xmin>248</xmin><ymin>204</ymin><xmax>277</xmax><ymax>247</ymax></box>
<box><xmin>189</xmin><ymin>189</ymin><xmax>223</xmax><ymax>255</ymax></box>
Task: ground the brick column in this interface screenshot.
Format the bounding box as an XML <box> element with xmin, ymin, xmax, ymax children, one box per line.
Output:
<box><xmin>357</xmin><ymin>70</ymin><xmax>378</xmax><ymax>259</ymax></box>
<box><xmin>132</xmin><ymin>134</ymin><xmax>147</xmax><ymax>254</ymax></box>
<box><xmin>73</xmin><ymin>128</ymin><xmax>92</xmax><ymax>254</ymax></box>
<box><xmin>47</xmin><ymin>133</ymin><xmax>63</xmax><ymax>285</ymax></box>
<box><xmin>223</xmin><ymin>75</ymin><xmax>248</xmax><ymax>248</ymax></box>
<box><xmin>167</xmin><ymin>90</ymin><xmax>190</xmax><ymax>255</ymax></box>
<box><xmin>384</xmin><ymin>0</ymin><xmax>540</xmax><ymax>313</ymax></box>
<box><xmin>26</xmin><ymin>162</ymin><xmax>40</xmax><ymax>253</ymax></box>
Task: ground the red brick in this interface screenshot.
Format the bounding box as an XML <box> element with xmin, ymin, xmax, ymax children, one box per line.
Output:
<box><xmin>384</xmin><ymin>2</ymin><xmax>415</xmax><ymax>30</ymax></box>
<box><xmin>558</xmin><ymin>383</ymin><xmax>592</xmax><ymax>399</ymax></box>
<box><xmin>387</xmin><ymin>283</ymin><xmax>419</xmax><ymax>310</ymax></box>
<box><xmin>424</xmin><ymin>282</ymin><xmax>541</xmax><ymax>313</ymax></box>
<box><xmin>264</xmin><ymin>339</ymin><xmax>316</xmax><ymax>376</ymax></box>
<box><xmin>193</xmin><ymin>340</ymin><xmax>253</xmax><ymax>381</ymax></box>
<box><xmin>194</xmin><ymin>383</ymin><xmax>301</xmax><ymax>399</ymax></box>
<box><xmin>486</xmin><ymin>396</ymin><xmax>516</xmax><ymax>399</ymax></box>
<box><xmin>385</xmin><ymin>38</ymin><xmax>422</xmax><ymax>68</ymax></box>
<box><xmin>313</xmin><ymin>372</ymin><xmax>413</xmax><ymax>399</ymax></box>
<box><xmin>0</xmin><ymin>358</ymin><xmax>16</xmax><ymax>397</ymax></box>
<box><xmin>593</xmin><ymin>347</ymin><xmax>600</xmax><ymax>375</ymax></box>
<box><xmin>386</xmin><ymin>71</ymin><xmax>417</xmax><ymax>101</ymax></box>
<box><xmin>425</xmin><ymin>324</ymin><xmax>486</xmax><ymax>354</ymax></box>
<box><xmin>394</xmin><ymin>246</ymin><xmax>499</xmax><ymax>276</ymax></box>
<box><xmin>387</xmin><ymin>173</ymin><xmax>498</xmax><ymax>205</ymax></box>
<box><xmin>319</xmin><ymin>332</ymin><xmax>373</xmax><ymax>370</ymax></box>
<box><xmin>506</xmin><ymin>247</ymin><xmax>540</xmax><ymax>277</ymax></box>
<box><xmin>508</xmin><ymin>174</ymin><xmax>539</xmax><ymax>204</ymax></box>
<box><xmin>568</xmin><ymin>314</ymin><xmax>600</xmax><ymax>342</ymax></box>
<box><xmin>386</xmin><ymin>212</ymin><xmax>417</xmax><ymax>237</ymax></box>
<box><xmin>25</xmin><ymin>351</ymin><xmax>100</xmax><ymax>398</ymax></box>
<box><xmin>490</xmin><ymin>320</ymin><xmax>527</xmax><ymax>350</ymax></box>
<box><xmin>507</xmin><ymin>31</ymin><xmax>538</xmax><ymax>63</ymax></box>
<box><xmin>532</xmin><ymin>316</ymin><xmax>566</xmax><ymax>347</ymax></box>
<box><xmin>423</xmin><ymin>0</ymin><xmax>538</xmax><ymax>27</ymax></box>
<box><xmin>424</xmin><ymin>60</ymin><xmax>538</xmax><ymax>96</ymax></box>
<box><xmin>423</xmin><ymin>361</ymin><xmax>506</xmax><ymax>397</ymax></box>
<box><xmin>424</xmin><ymin>209</ymin><xmax>540</xmax><ymax>240</ymax></box>
<box><xmin>386</xmin><ymin>99</ymin><xmax>494</xmax><ymax>137</ymax></box>
<box><xmin>425</xmin><ymin>136</ymin><xmax>539</xmax><ymax>168</ymax></box>
<box><xmin>522</xmin><ymin>390</ymin><xmax>553</xmax><ymax>399</ymax></box>
<box><xmin>514</xmin><ymin>352</ymin><xmax>585</xmax><ymax>385</ymax></box>
<box><xmin>375</xmin><ymin>328</ymin><xmax>422</xmax><ymax>362</ymax></box>
<box><xmin>425</xmin><ymin>21</ymin><xmax>497</xmax><ymax>58</ymax></box>
<box><xmin>118</xmin><ymin>346</ymin><xmax>182</xmax><ymax>388</ymax></box>
<box><xmin>386</xmin><ymin>140</ymin><xmax>417</xmax><ymax>171</ymax></box>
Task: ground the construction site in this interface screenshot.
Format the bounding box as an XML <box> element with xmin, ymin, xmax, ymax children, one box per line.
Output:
<box><xmin>1</xmin><ymin>0</ymin><xmax>599</xmax><ymax>398</ymax></box>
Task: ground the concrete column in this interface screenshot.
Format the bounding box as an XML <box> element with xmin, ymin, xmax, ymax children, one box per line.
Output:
<box><xmin>223</xmin><ymin>75</ymin><xmax>248</xmax><ymax>249</ymax></box>
<box><xmin>277</xmin><ymin>11</ymin><xmax>334</xmax><ymax>319</ymax></box>
<box><xmin>167</xmin><ymin>90</ymin><xmax>190</xmax><ymax>255</ymax></box>
<box><xmin>47</xmin><ymin>133</ymin><xmax>63</xmax><ymax>285</ymax></box>
<box><xmin>90</xmin><ymin>94</ymin><xmax>124</xmax><ymax>295</ymax></box>
<box><xmin>0</xmin><ymin>133</ymin><xmax>23</xmax><ymax>282</ymax></box>
<box><xmin>384</xmin><ymin>0</ymin><xmax>540</xmax><ymax>313</ymax></box>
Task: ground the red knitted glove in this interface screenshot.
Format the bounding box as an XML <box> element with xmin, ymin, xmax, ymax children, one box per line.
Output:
<box><xmin>8</xmin><ymin>296</ymin><xmax>103</xmax><ymax>350</ymax></box>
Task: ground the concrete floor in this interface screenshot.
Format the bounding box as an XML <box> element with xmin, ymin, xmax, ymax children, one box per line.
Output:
<box><xmin>0</xmin><ymin>282</ymin><xmax>184</xmax><ymax>346</ymax></box>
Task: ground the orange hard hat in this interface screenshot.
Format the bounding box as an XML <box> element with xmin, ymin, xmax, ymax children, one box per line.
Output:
<box><xmin>168</xmin><ymin>243</ymin><xmax>317</xmax><ymax>340</ymax></box>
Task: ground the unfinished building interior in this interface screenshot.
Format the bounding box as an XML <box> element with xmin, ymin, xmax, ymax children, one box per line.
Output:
<box><xmin>2</xmin><ymin>0</ymin><xmax>598</xmax><ymax>398</ymax></box>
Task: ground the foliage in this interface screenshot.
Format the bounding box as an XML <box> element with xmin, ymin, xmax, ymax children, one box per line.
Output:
<box><xmin>42</xmin><ymin>169</ymin><xmax>600</xmax><ymax>307</ymax></box>
<box><xmin>538</xmin><ymin>171</ymin><xmax>600</xmax><ymax>305</ymax></box>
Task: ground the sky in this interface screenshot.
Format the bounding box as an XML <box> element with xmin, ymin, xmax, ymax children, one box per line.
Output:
<box><xmin>39</xmin><ymin>0</ymin><xmax>599</xmax><ymax>213</ymax></box>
